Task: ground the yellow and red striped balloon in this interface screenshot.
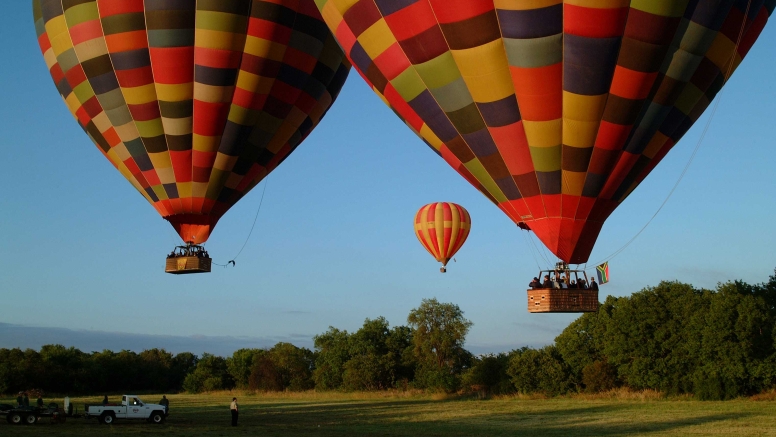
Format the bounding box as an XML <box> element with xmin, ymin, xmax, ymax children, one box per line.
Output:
<box><xmin>414</xmin><ymin>203</ymin><xmax>471</xmax><ymax>272</ymax></box>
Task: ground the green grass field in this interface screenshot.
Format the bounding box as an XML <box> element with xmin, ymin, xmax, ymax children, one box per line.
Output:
<box><xmin>2</xmin><ymin>391</ymin><xmax>776</xmax><ymax>436</ymax></box>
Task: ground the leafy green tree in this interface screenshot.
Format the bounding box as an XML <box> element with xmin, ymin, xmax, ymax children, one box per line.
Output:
<box><xmin>462</xmin><ymin>353</ymin><xmax>514</xmax><ymax>395</ymax></box>
<box><xmin>227</xmin><ymin>348</ymin><xmax>262</xmax><ymax>389</ymax></box>
<box><xmin>407</xmin><ymin>298</ymin><xmax>473</xmax><ymax>391</ymax></box>
<box><xmin>341</xmin><ymin>318</ymin><xmax>415</xmax><ymax>391</ymax></box>
<box><xmin>249</xmin><ymin>351</ymin><xmax>282</xmax><ymax>391</ymax></box>
<box><xmin>313</xmin><ymin>327</ymin><xmax>351</xmax><ymax>390</ymax></box>
<box><xmin>602</xmin><ymin>281</ymin><xmax>708</xmax><ymax>394</ymax></box>
<box><xmin>171</xmin><ymin>352</ymin><xmax>198</xmax><ymax>391</ymax></box>
<box><xmin>0</xmin><ymin>348</ymin><xmax>33</xmax><ymax>394</ymax></box>
<box><xmin>269</xmin><ymin>342</ymin><xmax>315</xmax><ymax>391</ymax></box>
<box><xmin>507</xmin><ymin>346</ymin><xmax>573</xmax><ymax>396</ymax></box>
<box><xmin>555</xmin><ymin>301</ymin><xmax>611</xmax><ymax>384</ymax></box>
<box><xmin>183</xmin><ymin>353</ymin><xmax>233</xmax><ymax>393</ymax></box>
<box><xmin>139</xmin><ymin>348</ymin><xmax>174</xmax><ymax>391</ymax></box>
<box><xmin>693</xmin><ymin>281</ymin><xmax>776</xmax><ymax>399</ymax></box>
<box><xmin>248</xmin><ymin>344</ymin><xmax>314</xmax><ymax>391</ymax></box>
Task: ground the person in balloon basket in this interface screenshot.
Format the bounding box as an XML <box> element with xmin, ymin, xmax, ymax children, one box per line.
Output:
<box><xmin>589</xmin><ymin>279</ymin><xmax>599</xmax><ymax>291</ymax></box>
<box><xmin>542</xmin><ymin>275</ymin><xmax>553</xmax><ymax>289</ymax></box>
<box><xmin>230</xmin><ymin>397</ymin><xmax>238</xmax><ymax>426</ymax></box>
<box><xmin>529</xmin><ymin>277</ymin><xmax>541</xmax><ymax>289</ymax></box>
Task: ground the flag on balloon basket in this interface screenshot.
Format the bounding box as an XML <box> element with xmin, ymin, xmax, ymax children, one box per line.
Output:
<box><xmin>596</xmin><ymin>262</ymin><xmax>610</xmax><ymax>285</ymax></box>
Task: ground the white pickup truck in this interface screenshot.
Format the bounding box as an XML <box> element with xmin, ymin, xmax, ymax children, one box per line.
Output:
<box><xmin>85</xmin><ymin>395</ymin><xmax>168</xmax><ymax>424</ymax></box>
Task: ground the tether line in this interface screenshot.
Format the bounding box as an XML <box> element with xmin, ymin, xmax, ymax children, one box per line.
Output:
<box><xmin>213</xmin><ymin>177</ymin><xmax>270</xmax><ymax>268</ymax></box>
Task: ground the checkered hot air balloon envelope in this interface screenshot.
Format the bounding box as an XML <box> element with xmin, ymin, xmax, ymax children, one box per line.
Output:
<box><xmin>32</xmin><ymin>0</ymin><xmax>350</xmax><ymax>246</ymax></box>
<box><xmin>414</xmin><ymin>202</ymin><xmax>471</xmax><ymax>272</ymax></box>
<box><xmin>315</xmin><ymin>0</ymin><xmax>774</xmax><ymax>264</ymax></box>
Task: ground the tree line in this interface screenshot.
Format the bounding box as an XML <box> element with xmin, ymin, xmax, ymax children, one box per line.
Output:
<box><xmin>2</xmin><ymin>269</ymin><xmax>775</xmax><ymax>400</ymax></box>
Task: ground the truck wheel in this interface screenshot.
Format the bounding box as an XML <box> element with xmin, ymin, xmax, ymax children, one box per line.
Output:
<box><xmin>149</xmin><ymin>411</ymin><xmax>164</xmax><ymax>424</ymax></box>
<box><xmin>100</xmin><ymin>413</ymin><xmax>115</xmax><ymax>425</ymax></box>
<box><xmin>9</xmin><ymin>413</ymin><xmax>23</xmax><ymax>425</ymax></box>
<box><xmin>150</xmin><ymin>411</ymin><xmax>165</xmax><ymax>424</ymax></box>
<box><xmin>24</xmin><ymin>414</ymin><xmax>37</xmax><ymax>425</ymax></box>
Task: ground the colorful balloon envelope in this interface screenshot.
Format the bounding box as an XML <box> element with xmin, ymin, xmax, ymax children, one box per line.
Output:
<box><xmin>33</xmin><ymin>0</ymin><xmax>350</xmax><ymax>245</ymax></box>
<box><xmin>315</xmin><ymin>0</ymin><xmax>773</xmax><ymax>263</ymax></box>
<box><xmin>414</xmin><ymin>202</ymin><xmax>471</xmax><ymax>272</ymax></box>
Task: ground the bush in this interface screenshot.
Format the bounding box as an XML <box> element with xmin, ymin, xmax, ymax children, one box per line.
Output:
<box><xmin>582</xmin><ymin>360</ymin><xmax>618</xmax><ymax>393</ymax></box>
<box><xmin>507</xmin><ymin>347</ymin><xmax>573</xmax><ymax>396</ymax></box>
<box><xmin>462</xmin><ymin>354</ymin><xmax>514</xmax><ymax>395</ymax></box>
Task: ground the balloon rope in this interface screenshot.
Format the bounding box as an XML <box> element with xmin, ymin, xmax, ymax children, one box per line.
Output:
<box><xmin>212</xmin><ymin>177</ymin><xmax>270</xmax><ymax>268</ymax></box>
<box><xmin>521</xmin><ymin>230</ymin><xmax>542</xmax><ymax>270</ymax></box>
<box><xmin>586</xmin><ymin>0</ymin><xmax>754</xmax><ymax>269</ymax></box>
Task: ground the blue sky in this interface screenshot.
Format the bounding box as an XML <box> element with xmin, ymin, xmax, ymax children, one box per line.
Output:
<box><xmin>1</xmin><ymin>3</ymin><xmax>775</xmax><ymax>355</ymax></box>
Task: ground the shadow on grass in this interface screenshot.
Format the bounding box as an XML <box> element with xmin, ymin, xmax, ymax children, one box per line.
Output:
<box><xmin>173</xmin><ymin>400</ymin><xmax>751</xmax><ymax>436</ymax></box>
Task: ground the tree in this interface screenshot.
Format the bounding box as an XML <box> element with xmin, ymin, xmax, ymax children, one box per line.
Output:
<box><xmin>183</xmin><ymin>353</ymin><xmax>233</xmax><ymax>393</ymax></box>
<box><xmin>171</xmin><ymin>352</ymin><xmax>198</xmax><ymax>391</ymax></box>
<box><xmin>693</xmin><ymin>281</ymin><xmax>776</xmax><ymax>399</ymax></box>
<box><xmin>602</xmin><ymin>281</ymin><xmax>708</xmax><ymax>394</ymax></box>
<box><xmin>507</xmin><ymin>346</ymin><xmax>573</xmax><ymax>396</ymax></box>
<box><xmin>313</xmin><ymin>327</ymin><xmax>351</xmax><ymax>390</ymax></box>
<box><xmin>268</xmin><ymin>343</ymin><xmax>315</xmax><ymax>391</ymax></box>
<box><xmin>248</xmin><ymin>344</ymin><xmax>314</xmax><ymax>391</ymax></box>
<box><xmin>555</xmin><ymin>298</ymin><xmax>615</xmax><ymax>390</ymax></box>
<box><xmin>139</xmin><ymin>348</ymin><xmax>174</xmax><ymax>391</ymax></box>
<box><xmin>341</xmin><ymin>318</ymin><xmax>415</xmax><ymax>391</ymax></box>
<box><xmin>582</xmin><ymin>359</ymin><xmax>618</xmax><ymax>393</ymax></box>
<box><xmin>462</xmin><ymin>353</ymin><xmax>514</xmax><ymax>395</ymax></box>
<box><xmin>227</xmin><ymin>349</ymin><xmax>262</xmax><ymax>389</ymax></box>
<box><xmin>407</xmin><ymin>298</ymin><xmax>473</xmax><ymax>391</ymax></box>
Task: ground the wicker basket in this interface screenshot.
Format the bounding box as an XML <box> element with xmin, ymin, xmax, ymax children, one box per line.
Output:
<box><xmin>527</xmin><ymin>289</ymin><xmax>599</xmax><ymax>313</ymax></box>
<box><xmin>165</xmin><ymin>256</ymin><xmax>212</xmax><ymax>274</ymax></box>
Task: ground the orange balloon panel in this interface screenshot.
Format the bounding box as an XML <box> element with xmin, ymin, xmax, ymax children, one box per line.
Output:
<box><xmin>414</xmin><ymin>203</ymin><xmax>471</xmax><ymax>267</ymax></box>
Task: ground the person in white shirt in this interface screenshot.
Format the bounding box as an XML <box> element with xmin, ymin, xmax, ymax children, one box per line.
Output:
<box><xmin>230</xmin><ymin>397</ymin><xmax>238</xmax><ymax>426</ymax></box>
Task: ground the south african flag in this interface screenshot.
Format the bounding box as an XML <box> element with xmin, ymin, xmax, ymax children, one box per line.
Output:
<box><xmin>596</xmin><ymin>262</ymin><xmax>610</xmax><ymax>285</ymax></box>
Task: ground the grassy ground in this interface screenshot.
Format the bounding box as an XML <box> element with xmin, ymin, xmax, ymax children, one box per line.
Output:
<box><xmin>2</xmin><ymin>391</ymin><xmax>776</xmax><ymax>436</ymax></box>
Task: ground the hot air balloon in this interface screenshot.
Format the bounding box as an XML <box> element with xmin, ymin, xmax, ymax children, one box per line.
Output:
<box><xmin>33</xmin><ymin>0</ymin><xmax>350</xmax><ymax>273</ymax></box>
<box><xmin>414</xmin><ymin>202</ymin><xmax>471</xmax><ymax>272</ymax></box>
<box><xmin>314</xmin><ymin>0</ymin><xmax>772</xmax><ymax>264</ymax></box>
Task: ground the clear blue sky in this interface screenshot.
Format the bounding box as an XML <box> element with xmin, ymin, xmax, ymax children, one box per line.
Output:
<box><xmin>1</xmin><ymin>3</ymin><xmax>775</xmax><ymax>355</ymax></box>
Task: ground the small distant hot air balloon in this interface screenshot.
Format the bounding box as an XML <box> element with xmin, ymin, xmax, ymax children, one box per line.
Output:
<box><xmin>32</xmin><ymin>0</ymin><xmax>350</xmax><ymax>273</ymax></box>
<box><xmin>315</xmin><ymin>0</ymin><xmax>772</xmax><ymax>264</ymax></box>
<box><xmin>414</xmin><ymin>202</ymin><xmax>471</xmax><ymax>273</ymax></box>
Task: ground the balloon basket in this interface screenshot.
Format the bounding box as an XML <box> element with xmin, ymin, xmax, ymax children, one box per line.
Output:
<box><xmin>527</xmin><ymin>289</ymin><xmax>599</xmax><ymax>313</ymax></box>
<box><xmin>440</xmin><ymin>267</ymin><xmax>446</xmax><ymax>273</ymax></box>
<box><xmin>165</xmin><ymin>244</ymin><xmax>212</xmax><ymax>275</ymax></box>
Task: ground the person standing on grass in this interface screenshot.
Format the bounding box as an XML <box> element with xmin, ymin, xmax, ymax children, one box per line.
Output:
<box><xmin>230</xmin><ymin>397</ymin><xmax>239</xmax><ymax>426</ymax></box>
<box><xmin>159</xmin><ymin>395</ymin><xmax>169</xmax><ymax>414</ymax></box>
